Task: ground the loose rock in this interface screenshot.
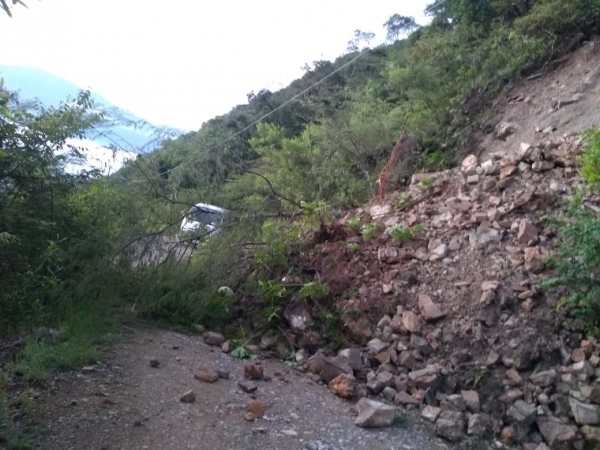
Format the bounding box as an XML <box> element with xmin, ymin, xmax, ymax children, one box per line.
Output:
<box><xmin>354</xmin><ymin>398</ymin><xmax>396</xmax><ymax>428</ymax></box>
<box><xmin>194</xmin><ymin>367</ymin><xmax>219</xmax><ymax>383</ymax></box>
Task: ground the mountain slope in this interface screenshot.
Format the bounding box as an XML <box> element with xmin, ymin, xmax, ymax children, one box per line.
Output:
<box><xmin>0</xmin><ymin>65</ymin><xmax>173</xmax><ymax>152</ymax></box>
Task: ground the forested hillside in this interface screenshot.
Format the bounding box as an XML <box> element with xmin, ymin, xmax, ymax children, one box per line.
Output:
<box><xmin>1</xmin><ymin>0</ymin><xmax>599</xmax><ymax>398</ymax></box>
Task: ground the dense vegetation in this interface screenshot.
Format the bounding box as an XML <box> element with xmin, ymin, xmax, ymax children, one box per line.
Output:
<box><xmin>1</xmin><ymin>0</ymin><xmax>600</xmax><ymax>386</ymax></box>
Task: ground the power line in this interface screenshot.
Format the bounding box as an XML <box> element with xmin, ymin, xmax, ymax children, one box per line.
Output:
<box><xmin>160</xmin><ymin>48</ymin><xmax>373</xmax><ymax>176</ymax></box>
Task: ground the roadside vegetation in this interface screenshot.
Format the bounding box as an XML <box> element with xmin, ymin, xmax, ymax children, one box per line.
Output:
<box><xmin>1</xmin><ymin>4</ymin><xmax>600</xmax><ymax>435</ymax></box>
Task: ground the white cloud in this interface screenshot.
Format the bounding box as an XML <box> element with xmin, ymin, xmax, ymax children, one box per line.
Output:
<box><xmin>60</xmin><ymin>139</ymin><xmax>134</xmax><ymax>175</ymax></box>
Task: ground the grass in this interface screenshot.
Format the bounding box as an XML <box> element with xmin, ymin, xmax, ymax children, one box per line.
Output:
<box><xmin>8</xmin><ymin>305</ymin><xmax>122</xmax><ymax>381</ymax></box>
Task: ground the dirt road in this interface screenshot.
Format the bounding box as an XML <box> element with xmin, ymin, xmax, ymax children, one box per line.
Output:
<box><xmin>28</xmin><ymin>328</ymin><xmax>453</xmax><ymax>450</ymax></box>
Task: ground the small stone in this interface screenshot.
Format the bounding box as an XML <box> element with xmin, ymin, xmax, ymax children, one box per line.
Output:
<box><xmin>281</xmin><ymin>429</ymin><xmax>298</xmax><ymax>436</ymax></box>
<box><xmin>581</xmin><ymin>425</ymin><xmax>600</xmax><ymax>442</ymax></box>
<box><xmin>461</xmin><ymin>155</ymin><xmax>478</xmax><ymax>170</ymax></box>
<box><xmin>245</xmin><ymin>399</ymin><xmax>266</xmax><ymax>420</ymax></box>
<box><xmin>221</xmin><ymin>340</ymin><xmax>231</xmax><ymax>353</ymax></box>
<box><xmin>81</xmin><ymin>366</ymin><xmax>95</xmax><ymax>374</ymax></box>
<box><xmin>410</xmin><ymin>334</ymin><xmax>432</xmax><ymax>356</ymax></box>
<box><xmin>180</xmin><ymin>390</ymin><xmax>195</xmax><ymax>403</ymax></box>
<box><xmin>467</xmin><ymin>175</ymin><xmax>480</xmax><ymax>184</ymax></box>
<box><xmin>530</xmin><ymin>369</ymin><xmax>557</xmax><ymax>387</ymax></box>
<box><xmin>518</xmin><ymin>220</ymin><xmax>538</xmax><ymax>245</ymax></box>
<box><xmin>468</xmin><ymin>413</ymin><xmax>489</xmax><ymax>436</ymax></box>
<box><xmin>418</xmin><ymin>294</ymin><xmax>444</xmax><ymax>321</ymax></box>
<box><xmin>329</xmin><ymin>374</ymin><xmax>356</xmax><ymax>399</ymax></box>
<box><xmin>203</xmin><ymin>331</ymin><xmax>225</xmax><ymax>346</ymax></box>
<box><xmin>194</xmin><ymin>367</ymin><xmax>219</xmax><ymax>383</ymax></box>
<box><xmin>505</xmin><ymin>369</ymin><xmax>522</xmax><ymax>384</ymax></box>
<box><xmin>572</xmin><ymin>348</ymin><xmax>587</xmax><ymax>363</ymax></box>
<box><xmin>149</xmin><ymin>358</ymin><xmax>160</xmax><ymax>368</ymax></box>
<box><xmin>507</xmin><ymin>400</ymin><xmax>536</xmax><ymax>426</ymax></box>
<box><xmin>569</xmin><ymin>397</ymin><xmax>600</xmax><ymax>425</ymax></box>
<box><xmin>447</xmin><ymin>394</ymin><xmax>466</xmax><ymax>411</ymax></box>
<box><xmin>481</xmin><ymin>281</ymin><xmax>499</xmax><ymax>291</ymax></box>
<box><xmin>461</xmin><ymin>390</ymin><xmax>480</xmax><ymax>412</ymax></box>
<box><xmin>354</xmin><ymin>398</ymin><xmax>396</xmax><ymax>428</ymax></box>
<box><xmin>377</xmin><ymin>315</ymin><xmax>392</xmax><ymax>329</ymax></box>
<box><xmin>379</xmin><ymin>386</ymin><xmax>394</xmax><ymax>401</ymax></box>
<box><xmin>367</xmin><ymin>338</ymin><xmax>389</xmax><ymax>355</ymax></box>
<box><xmin>572</xmin><ymin>360</ymin><xmax>594</xmax><ymax>376</ymax></box>
<box><xmin>238</xmin><ymin>381</ymin><xmax>258</xmax><ymax>393</ymax></box>
<box><xmin>394</xmin><ymin>391</ymin><xmax>420</xmax><ymax>406</ymax></box>
<box><xmin>216</xmin><ymin>369</ymin><xmax>230</xmax><ymax>379</ymax></box>
<box><xmin>244</xmin><ymin>363</ymin><xmax>264</xmax><ymax>380</ymax></box>
<box><xmin>435</xmin><ymin>410</ymin><xmax>465</xmax><ymax>442</ymax></box>
<box><xmin>339</xmin><ymin>348</ymin><xmax>363</xmax><ymax>371</ymax></box>
<box><xmin>486</xmin><ymin>350</ymin><xmax>500</xmax><ymax>366</ymax></box>
<box><xmin>422</xmin><ymin>405</ymin><xmax>441</xmax><ymax>422</ymax></box>
<box><xmin>401</xmin><ymin>311</ymin><xmax>421</xmax><ymax>333</ymax></box>
<box><xmin>500</xmin><ymin>426</ymin><xmax>517</xmax><ymax>445</ymax></box>
<box><xmin>537</xmin><ymin>416</ymin><xmax>579</xmax><ymax>448</ymax></box>
<box><xmin>194</xmin><ymin>324</ymin><xmax>205</xmax><ymax>333</ymax></box>
<box><xmin>367</xmin><ymin>371</ymin><xmax>394</xmax><ymax>394</ymax></box>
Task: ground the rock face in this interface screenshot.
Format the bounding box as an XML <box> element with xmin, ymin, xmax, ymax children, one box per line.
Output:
<box><xmin>435</xmin><ymin>410</ymin><xmax>465</xmax><ymax>442</ymax></box>
<box><xmin>328</xmin><ymin>374</ymin><xmax>356</xmax><ymax>399</ymax></box>
<box><xmin>354</xmin><ymin>398</ymin><xmax>396</xmax><ymax>428</ymax></box>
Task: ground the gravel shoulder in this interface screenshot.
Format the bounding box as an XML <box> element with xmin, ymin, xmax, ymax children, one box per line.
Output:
<box><xmin>29</xmin><ymin>327</ymin><xmax>452</xmax><ymax>450</ymax></box>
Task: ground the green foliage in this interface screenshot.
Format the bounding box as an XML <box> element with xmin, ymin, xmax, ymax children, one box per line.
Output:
<box><xmin>360</xmin><ymin>223</ymin><xmax>381</xmax><ymax>240</ymax></box>
<box><xmin>299</xmin><ymin>282</ymin><xmax>329</xmax><ymax>300</ymax></box>
<box><xmin>580</xmin><ymin>128</ymin><xmax>600</xmax><ymax>188</ymax></box>
<box><xmin>384</xmin><ymin>224</ymin><xmax>413</xmax><ymax>242</ymax></box>
<box><xmin>347</xmin><ymin>242</ymin><xmax>360</xmax><ymax>253</ymax></box>
<box><xmin>542</xmin><ymin>206</ymin><xmax>600</xmax><ymax>336</ymax></box>
<box><xmin>347</xmin><ymin>217</ymin><xmax>362</xmax><ymax>232</ymax></box>
<box><xmin>420</xmin><ymin>177</ymin><xmax>433</xmax><ymax>187</ymax></box>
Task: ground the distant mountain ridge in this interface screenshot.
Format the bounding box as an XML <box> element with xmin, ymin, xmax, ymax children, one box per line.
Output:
<box><xmin>0</xmin><ymin>65</ymin><xmax>178</xmax><ymax>152</ymax></box>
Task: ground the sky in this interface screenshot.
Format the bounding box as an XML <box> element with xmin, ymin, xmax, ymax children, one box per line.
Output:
<box><xmin>1</xmin><ymin>0</ymin><xmax>430</xmax><ymax>131</ymax></box>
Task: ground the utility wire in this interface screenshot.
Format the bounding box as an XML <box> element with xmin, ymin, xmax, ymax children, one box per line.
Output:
<box><xmin>159</xmin><ymin>48</ymin><xmax>373</xmax><ymax>176</ymax></box>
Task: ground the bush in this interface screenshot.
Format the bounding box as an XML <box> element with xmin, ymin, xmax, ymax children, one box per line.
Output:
<box><xmin>384</xmin><ymin>224</ymin><xmax>413</xmax><ymax>242</ymax></box>
<box><xmin>542</xmin><ymin>207</ymin><xmax>600</xmax><ymax>335</ymax></box>
<box><xmin>580</xmin><ymin>128</ymin><xmax>600</xmax><ymax>188</ymax></box>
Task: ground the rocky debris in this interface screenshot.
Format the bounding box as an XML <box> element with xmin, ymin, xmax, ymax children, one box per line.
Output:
<box><xmin>422</xmin><ymin>405</ymin><xmax>441</xmax><ymax>422</ymax></box>
<box><xmin>460</xmin><ymin>390</ymin><xmax>480</xmax><ymax>412</ymax></box>
<box><xmin>367</xmin><ymin>371</ymin><xmax>394</xmax><ymax>394</ymax></box>
<box><xmin>180</xmin><ymin>390</ymin><xmax>195</xmax><ymax>403</ymax></box>
<box><xmin>518</xmin><ymin>220</ymin><xmax>538</xmax><ymax>245</ymax></box>
<box><xmin>569</xmin><ymin>397</ymin><xmax>600</xmax><ymax>425</ymax></box>
<box><xmin>238</xmin><ymin>381</ymin><xmax>258</xmax><ymax>394</ymax></box>
<box><xmin>221</xmin><ymin>340</ymin><xmax>231</xmax><ymax>353</ymax></box>
<box><xmin>467</xmin><ymin>414</ymin><xmax>489</xmax><ymax>436</ymax></box>
<box><xmin>284</xmin><ymin>303</ymin><xmax>312</xmax><ymax>331</ymax></box>
<box><xmin>245</xmin><ymin>399</ymin><xmax>266</xmax><ymax>421</ymax></box>
<box><xmin>149</xmin><ymin>358</ymin><xmax>160</xmax><ymax>368</ymax></box>
<box><xmin>394</xmin><ymin>391</ymin><xmax>420</xmax><ymax>407</ymax></box>
<box><xmin>417</xmin><ymin>294</ymin><xmax>444</xmax><ymax>321</ymax></box>
<box><xmin>507</xmin><ymin>400</ymin><xmax>537</xmax><ymax>426</ymax></box>
<box><xmin>244</xmin><ymin>362</ymin><xmax>264</xmax><ymax>380</ymax></box>
<box><xmin>203</xmin><ymin>331</ymin><xmax>225</xmax><ymax>346</ymax></box>
<box><xmin>401</xmin><ymin>311</ymin><xmax>421</xmax><ymax>333</ymax></box>
<box><xmin>216</xmin><ymin>369</ymin><xmax>230</xmax><ymax>379</ymax></box>
<box><xmin>294</xmin><ymin>127</ymin><xmax>600</xmax><ymax>447</ymax></box>
<box><xmin>435</xmin><ymin>410</ymin><xmax>465</xmax><ymax>442</ymax></box>
<box><xmin>338</xmin><ymin>348</ymin><xmax>362</xmax><ymax>371</ymax></box>
<box><xmin>328</xmin><ymin>374</ymin><xmax>356</xmax><ymax>399</ymax></box>
<box><xmin>354</xmin><ymin>398</ymin><xmax>396</xmax><ymax>428</ymax></box>
<box><xmin>537</xmin><ymin>416</ymin><xmax>580</xmax><ymax>448</ymax></box>
<box><xmin>194</xmin><ymin>367</ymin><xmax>219</xmax><ymax>383</ymax></box>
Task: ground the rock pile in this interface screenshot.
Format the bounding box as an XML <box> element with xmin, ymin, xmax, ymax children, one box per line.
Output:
<box><xmin>297</xmin><ymin>131</ymin><xmax>600</xmax><ymax>447</ymax></box>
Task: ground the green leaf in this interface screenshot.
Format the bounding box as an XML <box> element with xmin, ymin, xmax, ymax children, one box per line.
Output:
<box><xmin>0</xmin><ymin>150</ymin><xmax>8</xmax><ymax>157</ymax></box>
